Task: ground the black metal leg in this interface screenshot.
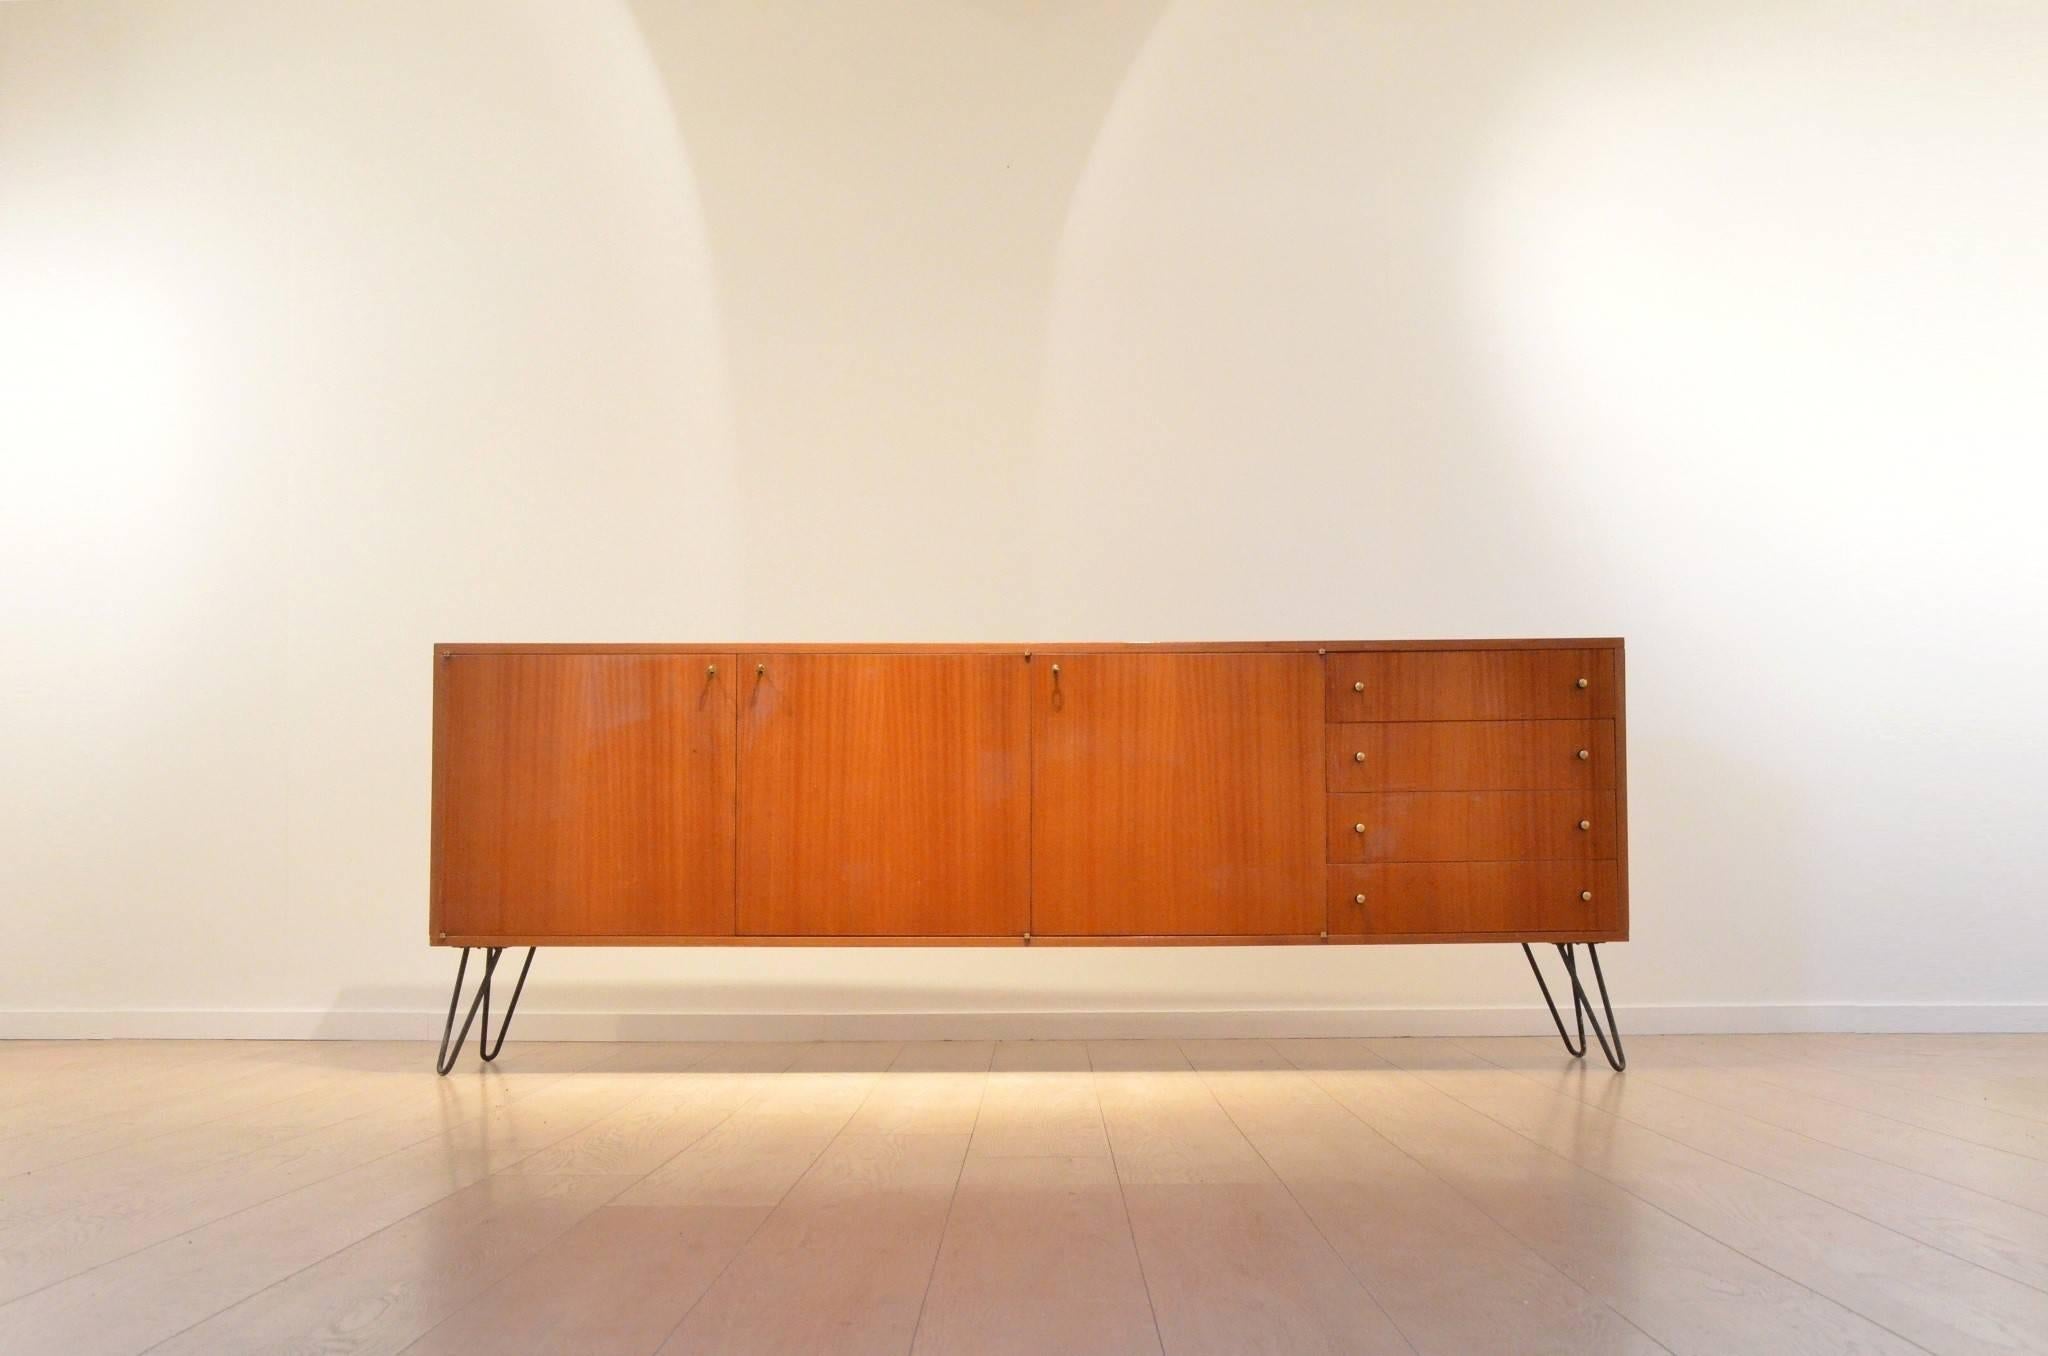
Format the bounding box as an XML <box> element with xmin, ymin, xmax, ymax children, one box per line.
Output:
<box><xmin>435</xmin><ymin>946</ymin><xmax>537</xmax><ymax>1075</ymax></box>
<box><xmin>1521</xmin><ymin>942</ymin><xmax>1626</xmax><ymax>1071</ymax></box>
<box><xmin>479</xmin><ymin>947</ymin><xmax>535</xmax><ymax>1062</ymax></box>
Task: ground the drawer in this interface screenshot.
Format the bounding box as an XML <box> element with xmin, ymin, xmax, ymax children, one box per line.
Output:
<box><xmin>1327</xmin><ymin>720</ymin><xmax>1615</xmax><ymax>792</ymax></box>
<box><xmin>1330</xmin><ymin>861</ymin><xmax>1618</xmax><ymax>936</ymax></box>
<box><xmin>1327</xmin><ymin>649</ymin><xmax>1616</xmax><ymax>722</ymax></box>
<box><xmin>1328</xmin><ymin>791</ymin><xmax>1617</xmax><ymax>862</ymax></box>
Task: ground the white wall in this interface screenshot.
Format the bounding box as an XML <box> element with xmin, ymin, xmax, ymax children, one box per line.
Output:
<box><xmin>3</xmin><ymin>0</ymin><xmax>2043</xmax><ymax>1039</ymax></box>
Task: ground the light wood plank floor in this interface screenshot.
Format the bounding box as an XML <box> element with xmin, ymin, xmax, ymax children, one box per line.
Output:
<box><xmin>2</xmin><ymin>1035</ymin><xmax>2046</xmax><ymax>1355</ymax></box>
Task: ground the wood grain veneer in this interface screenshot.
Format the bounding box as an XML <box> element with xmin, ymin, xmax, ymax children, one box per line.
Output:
<box><xmin>431</xmin><ymin>653</ymin><xmax>736</xmax><ymax>940</ymax></box>
<box><xmin>734</xmin><ymin>653</ymin><xmax>1030</xmax><ymax>936</ymax></box>
<box><xmin>1327</xmin><ymin>791</ymin><xmax>1619</xmax><ymax>863</ymax></box>
<box><xmin>1326</xmin><ymin>720</ymin><xmax>1616</xmax><ymax>792</ymax></box>
<box><xmin>1029</xmin><ymin>653</ymin><xmax>1324</xmax><ymax>937</ymax></box>
<box><xmin>1326</xmin><ymin>648</ymin><xmax>1616</xmax><ymax>722</ymax></box>
<box><xmin>1328</xmin><ymin>862</ymin><xmax>1619</xmax><ymax>936</ymax></box>
<box><xmin>429</xmin><ymin>639</ymin><xmax>1629</xmax><ymax>945</ymax></box>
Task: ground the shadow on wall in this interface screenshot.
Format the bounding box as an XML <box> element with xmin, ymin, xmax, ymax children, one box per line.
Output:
<box><xmin>622</xmin><ymin>0</ymin><xmax>1173</xmax><ymax>633</ymax></box>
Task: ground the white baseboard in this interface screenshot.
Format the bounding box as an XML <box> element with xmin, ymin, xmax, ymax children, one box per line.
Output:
<box><xmin>2</xmin><ymin>1003</ymin><xmax>2044</xmax><ymax>1042</ymax></box>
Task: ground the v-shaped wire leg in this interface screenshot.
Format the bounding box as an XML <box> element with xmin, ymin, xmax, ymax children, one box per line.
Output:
<box><xmin>479</xmin><ymin>947</ymin><xmax>535</xmax><ymax>1062</ymax></box>
<box><xmin>1522</xmin><ymin>942</ymin><xmax>1626</xmax><ymax>1071</ymax></box>
<box><xmin>435</xmin><ymin>946</ymin><xmax>538</xmax><ymax>1075</ymax></box>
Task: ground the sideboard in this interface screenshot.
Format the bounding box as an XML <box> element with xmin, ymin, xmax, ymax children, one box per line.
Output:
<box><xmin>429</xmin><ymin>640</ymin><xmax>1628</xmax><ymax>1071</ymax></box>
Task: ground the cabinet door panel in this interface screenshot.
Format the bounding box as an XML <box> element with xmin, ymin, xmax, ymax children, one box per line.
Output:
<box><xmin>1031</xmin><ymin>653</ymin><xmax>1323</xmax><ymax>937</ymax></box>
<box><xmin>736</xmin><ymin>653</ymin><xmax>1029</xmax><ymax>936</ymax></box>
<box><xmin>433</xmin><ymin>654</ymin><xmax>736</xmax><ymax>939</ymax></box>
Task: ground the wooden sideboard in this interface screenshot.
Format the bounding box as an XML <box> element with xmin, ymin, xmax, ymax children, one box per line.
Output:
<box><xmin>428</xmin><ymin>640</ymin><xmax>1630</xmax><ymax>1070</ymax></box>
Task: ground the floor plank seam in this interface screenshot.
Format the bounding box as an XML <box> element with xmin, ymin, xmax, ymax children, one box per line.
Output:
<box><xmin>0</xmin><ymin>1054</ymin><xmax>609</xmax><ymax>1300</ymax></box>
<box><xmin>1753</xmin><ymin>1041</ymin><xmax>2048</xmax><ymax>1131</ymax></box>
<box><xmin>645</xmin><ymin>1043</ymin><xmax>905</xmax><ymax>1354</ymax></box>
<box><xmin>903</xmin><ymin>1048</ymin><xmax>993</xmax><ymax>1355</ymax></box>
<box><xmin>1087</xmin><ymin>1043</ymin><xmax>1170</xmax><ymax>1356</ymax></box>
<box><xmin>1271</xmin><ymin>1041</ymin><xmax>1680</xmax><ymax>1356</ymax></box>
<box><xmin>1452</xmin><ymin>1039</ymin><xmax>2048</xmax><ymax>1297</ymax></box>
<box><xmin>1363</xmin><ymin>1045</ymin><xmax>1944</xmax><ymax>1356</ymax></box>
<box><xmin>1609</xmin><ymin>1042</ymin><xmax>2048</xmax><ymax>1211</ymax></box>
<box><xmin>124</xmin><ymin>1043</ymin><xmax>724</xmax><ymax>1355</ymax></box>
<box><xmin>393</xmin><ymin>1045</ymin><xmax>796</xmax><ymax>1356</ymax></box>
<box><xmin>1178</xmin><ymin>1039</ymin><xmax>1424</xmax><ymax>1356</ymax></box>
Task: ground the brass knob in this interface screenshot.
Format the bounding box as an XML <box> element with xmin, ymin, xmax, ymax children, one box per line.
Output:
<box><xmin>706</xmin><ymin>663</ymin><xmax>718</xmax><ymax>677</ymax></box>
<box><xmin>1577</xmin><ymin>749</ymin><xmax>1590</xmax><ymax>761</ymax></box>
<box><xmin>1353</xmin><ymin>822</ymin><xmax>1366</xmax><ymax>834</ymax></box>
<box><xmin>1578</xmin><ymin>819</ymin><xmax>1591</xmax><ymax>831</ymax></box>
<box><xmin>1353</xmin><ymin>680</ymin><xmax>1365</xmax><ymax>692</ymax></box>
<box><xmin>1353</xmin><ymin>751</ymin><xmax>1365</xmax><ymax>763</ymax></box>
<box><xmin>1577</xmin><ymin>677</ymin><xmax>1589</xmax><ymax>689</ymax></box>
<box><xmin>1353</xmin><ymin>893</ymin><xmax>1366</xmax><ymax>905</ymax></box>
<box><xmin>1581</xmin><ymin>890</ymin><xmax>1593</xmax><ymax>901</ymax></box>
<box><xmin>756</xmin><ymin>663</ymin><xmax>765</xmax><ymax>675</ymax></box>
<box><xmin>1051</xmin><ymin>663</ymin><xmax>1061</xmax><ymax>675</ymax></box>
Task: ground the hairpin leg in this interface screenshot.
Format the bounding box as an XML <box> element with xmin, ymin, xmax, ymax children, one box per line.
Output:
<box><xmin>1522</xmin><ymin>942</ymin><xmax>1626</xmax><ymax>1071</ymax></box>
<box><xmin>435</xmin><ymin>946</ymin><xmax>538</xmax><ymax>1075</ymax></box>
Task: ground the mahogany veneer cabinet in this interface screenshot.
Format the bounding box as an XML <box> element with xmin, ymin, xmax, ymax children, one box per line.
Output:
<box><xmin>428</xmin><ymin>640</ymin><xmax>1631</xmax><ymax>1071</ymax></box>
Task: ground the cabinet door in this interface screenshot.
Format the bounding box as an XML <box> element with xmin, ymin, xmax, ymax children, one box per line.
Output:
<box><xmin>433</xmin><ymin>653</ymin><xmax>736</xmax><ymax>940</ymax></box>
<box><xmin>736</xmin><ymin>653</ymin><xmax>1030</xmax><ymax>936</ymax></box>
<box><xmin>1031</xmin><ymin>653</ymin><xmax>1323</xmax><ymax>937</ymax></box>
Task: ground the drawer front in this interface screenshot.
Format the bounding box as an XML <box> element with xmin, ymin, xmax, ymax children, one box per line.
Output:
<box><xmin>1326</xmin><ymin>648</ymin><xmax>1615</xmax><ymax>722</ymax></box>
<box><xmin>1328</xmin><ymin>791</ymin><xmax>1617</xmax><ymax>862</ymax></box>
<box><xmin>1329</xmin><ymin>861</ymin><xmax>1617</xmax><ymax>936</ymax></box>
<box><xmin>1327</xmin><ymin>720</ymin><xmax>1615</xmax><ymax>792</ymax></box>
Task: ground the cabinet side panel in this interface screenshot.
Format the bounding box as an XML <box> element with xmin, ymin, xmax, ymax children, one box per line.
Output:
<box><xmin>1612</xmin><ymin>640</ymin><xmax>1630</xmax><ymax>937</ymax></box>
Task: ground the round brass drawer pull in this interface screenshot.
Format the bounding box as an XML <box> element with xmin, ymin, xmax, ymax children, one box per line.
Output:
<box><xmin>1353</xmin><ymin>751</ymin><xmax>1365</xmax><ymax>763</ymax></box>
<box><xmin>1577</xmin><ymin>749</ymin><xmax>1590</xmax><ymax>761</ymax></box>
<box><xmin>1353</xmin><ymin>822</ymin><xmax>1366</xmax><ymax>834</ymax></box>
<box><xmin>1579</xmin><ymin>819</ymin><xmax>1591</xmax><ymax>831</ymax></box>
<box><xmin>1353</xmin><ymin>680</ymin><xmax>1365</xmax><ymax>692</ymax></box>
<box><xmin>706</xmin><ymin>664</ymin><xmax>717</xmax><ymax>677</ymax></box>
<box><xmin>1581</xmin><ymin>890</ymin><xmax>1594</xmax><ymax>901</ymax></box>
<box><xmin>1577</xmin><ymin>677</ymin><xmax>1589</xmax><ymax>688</ymax></box>
<box><xmin>1353</xmin><ymin>893</ymin><xmax>1366</xmax><ymax>905</ymax></box>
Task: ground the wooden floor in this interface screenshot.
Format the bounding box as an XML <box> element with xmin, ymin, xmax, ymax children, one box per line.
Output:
<box><xmin>2</xmin><ymin>1036</ymin><xmax>2046</xmax><ymax>1355</ymax></box>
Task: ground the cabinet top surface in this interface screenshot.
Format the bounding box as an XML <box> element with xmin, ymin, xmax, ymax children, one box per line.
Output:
<box><xmin>436</xmin><ymin>638</ymin><xmax>1624</xmax><ymax>656</ymax></box>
